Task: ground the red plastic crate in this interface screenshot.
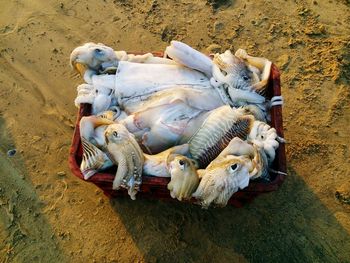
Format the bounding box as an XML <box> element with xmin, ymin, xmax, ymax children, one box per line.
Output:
<box><xmin>68</xmin><ymin>54</ymin><xmax>286</xmax><ymax>207</ymax></box>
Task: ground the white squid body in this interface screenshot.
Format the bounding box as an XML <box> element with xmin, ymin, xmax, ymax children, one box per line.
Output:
<box><xmin>71</xmin><ymin>41</ymin><xmax>271</xmax><ymax>116</ymax></box>
<box><xmin>121</xmin><ymin>100</ymin><xmax>207</xmax><ymax>154</ymax></box>
<box><xmin>118</xmin><ymin>85</ymin><xmax>225</xmax><ymax>153</ymax></box>
<box><xmin>114</xmin><ymin>61</ymin><xmax>212</xmax><ymax>112</ymax></box>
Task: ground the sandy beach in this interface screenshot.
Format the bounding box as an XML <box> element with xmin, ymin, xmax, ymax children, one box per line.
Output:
<box><xmin>0</xmin><ymin>0</ymin><xmax>350</xmax><ymax>262</ymax></box>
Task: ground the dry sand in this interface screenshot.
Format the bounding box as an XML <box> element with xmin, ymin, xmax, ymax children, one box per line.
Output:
<box><xmin>0</xmin><ymin>0</ymin><xmax>350</xmax><ymax>262</ymax></box>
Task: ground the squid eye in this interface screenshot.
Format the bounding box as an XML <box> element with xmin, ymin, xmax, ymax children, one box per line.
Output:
<box><xmin>113</xmin><ymin>131</ymin><xmax>118</xmax><ymax>137</ymax></box>
<box><xmin>230</xmin><ymin>164</ymin><xmax>238</xmax><ymax>171</ymax></box>
<box><xmin>178</xmin><ymin>159</ymin><xmax>186</xmax><ymax>170</ymax></box>
<box><xmin>242</xmin><ymin>75</ymin><xmax>250</xmax><ymax>81</ymax></box>
<box><xmin>220</xmin><ymin>69</ymin><xmax>228</xmax><ymax>76</ymax></box>
<box><xmin>94</xmin><ymin>48</ymin><xmax>104</xmax><ymax>57</ymax></box>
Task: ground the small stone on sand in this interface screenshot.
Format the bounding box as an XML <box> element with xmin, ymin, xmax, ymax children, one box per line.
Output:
<box><xmin>57</xmin><ymin>171</ymin><xmax>66</xmax><ymax>177</ymax></box>
<box><xmin>7</xmin><ymin>149</ymin><xmax>17</xmax><ymax>157</ymax></box>
<box><xmin>206</xmin><ymin>44</ymin><xmax>222</xmax><ymax>54</ymax></box>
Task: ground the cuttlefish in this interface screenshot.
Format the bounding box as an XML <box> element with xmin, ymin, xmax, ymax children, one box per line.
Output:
<box><xmin>105</xmin><ymin>123</ymin><xmax>144</xmax><ymax>200</ymax></box>
<box><xmin>167</xmin><ymin>155</ymin><xmax>200</xmax><ymax>201</ymax></box>
<box><xmin>192</xmin><ymin>137</ymin><xmax>269</xmax><ymax>208</ymax></box>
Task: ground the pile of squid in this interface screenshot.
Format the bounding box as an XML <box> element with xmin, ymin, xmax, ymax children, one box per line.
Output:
<box><xmin>70</xmin><ymin>41</ymin><xmax>282</xmax><ymax>208</ymax></box>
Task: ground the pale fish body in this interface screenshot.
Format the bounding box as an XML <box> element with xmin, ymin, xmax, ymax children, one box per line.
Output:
<box><xmin>167</xmin><ymin>155</ymin><xmax>199</xmax><ymax>201</ymax></box>
<box><xmin>105</xmin><ymin>123</ymin><xmax>144</xmax><ymax>200</ymax></box>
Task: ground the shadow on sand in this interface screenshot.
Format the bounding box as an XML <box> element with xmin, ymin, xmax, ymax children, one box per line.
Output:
<box><xmin>0</xmin><ymin>117</ymin><xmax>68</xmax><ymax>262</ymax></box>
<box><xmin>110</xmin><ymin>166</ymin><xmax>350</xmax><ymax>263</ymax></box>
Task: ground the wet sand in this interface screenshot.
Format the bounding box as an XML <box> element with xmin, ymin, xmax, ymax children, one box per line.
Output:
<box><xmin>0</xmin><ymin>0</ymin><xmax>349</xmax><ymax>262</ymax></box>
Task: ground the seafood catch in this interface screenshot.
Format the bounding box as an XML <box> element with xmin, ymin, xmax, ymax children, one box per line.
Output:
<box><xmin>71</xmin><ymin>41</ymin><xmax>271</xmax><ymax>119</ymax></box>
<box><xmin>69</xmin><ymin>40</ymin><xmax>283</xmax><ymax>206</ymax></box>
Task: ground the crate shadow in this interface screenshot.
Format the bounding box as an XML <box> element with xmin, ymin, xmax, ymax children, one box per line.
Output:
<box><xmin>109</xmin><ymin>166</ymin><xmax>350</xmax><ymax>263</ymax></box>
